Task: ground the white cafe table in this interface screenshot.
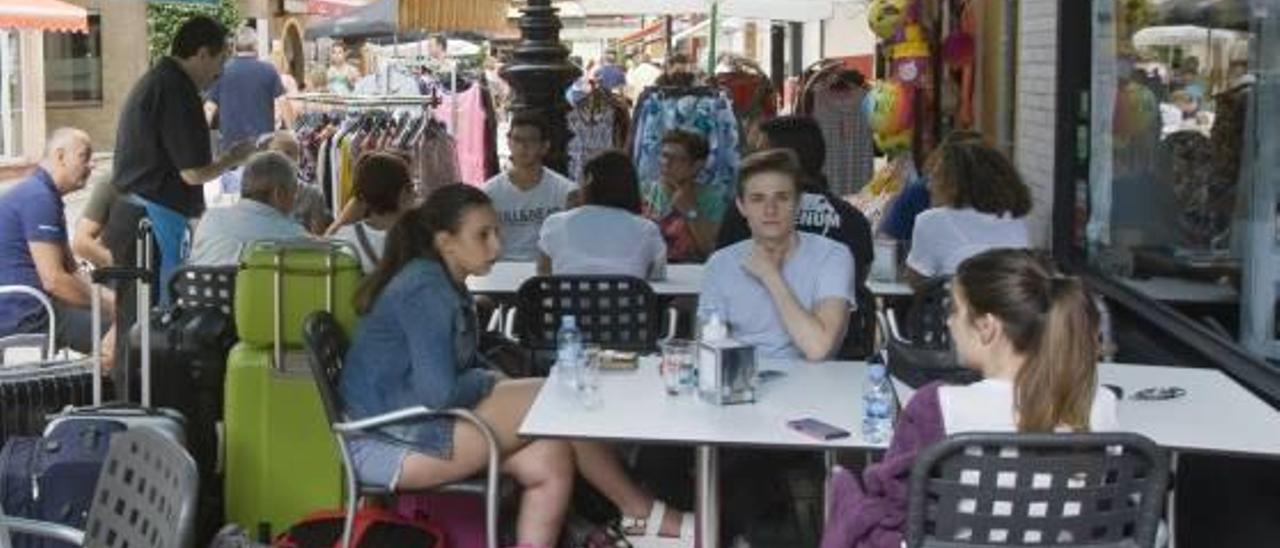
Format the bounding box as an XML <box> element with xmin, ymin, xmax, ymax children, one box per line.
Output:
<box><xmin>867</xmin><ymin>279</ymin><xmax>913</xmax><ymax>298</ymax></box>
<box><xmin>466</xmin><ymin>262</ymin><xmax>704</xmax><ymax>297</ymax></box>
<box><xmin>893</xmin><ymin>363</ymin><xmax>1280</xmax><ymax>458</ymax></box>
<box><xmin>1120</xmin><ymin>277</ymin><xmax>1239</xmax><ymax>305</ymax></box>
<box><xmin>519</xmin><ymin>358</ymin><xmax>879</xmax><ymax>548</ymax></box>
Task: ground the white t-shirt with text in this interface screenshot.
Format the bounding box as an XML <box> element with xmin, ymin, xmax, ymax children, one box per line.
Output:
<box><xmin>906</xmin><ymin>207</ymin><xmax>1030</xmax><ymax>277</ymax></box>
<box><xmin>538</xmin><ymin>205</ymin><xmax>667</xmax><ymax>279</ymax></box>
<box><xmin>482</xmin><ymin>168</ymin><xmax>577</xmax><ymax>261</ymax></box>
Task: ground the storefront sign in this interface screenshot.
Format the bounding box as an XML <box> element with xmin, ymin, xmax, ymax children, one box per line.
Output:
<box><xmin>307</xmin><ymin>0</ymin><xmax>362</xmax><ymax>17</ymax></box>
<box><xmin>148</xmin><ymin>0</ymin><xmax>219</xmax><ymax>5</ymax></box>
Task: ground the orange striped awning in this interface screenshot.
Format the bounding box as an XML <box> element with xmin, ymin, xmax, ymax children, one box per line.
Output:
<box><xmin>0</xmin><ymin>0</ymin><xmax>88</xmax><ymax>34</ymax></box>
<box><xmin>618</xmin><ymin>20</ymin><xmax>663</xmax><ymax>46</ymax></box>
<box><xmin>399</xmin><ymin>0</ymin><xmax>510</xmax><ymax>34</ymax></box>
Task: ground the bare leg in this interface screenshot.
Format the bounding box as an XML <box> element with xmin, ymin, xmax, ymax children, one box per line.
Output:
<box><xmin>569</xmin><ymin>441</ymin><xmax>686</xmax><ymax>536</ymax></box>
<box><xmin>502</xmin><ymin>440</ymin><xmax>573</xmax><ymax>546</ymax></box>
<box><xmin>395</xmin><ymin>379</ymin><xmax>572</xmax><ymax>546</ymax></box>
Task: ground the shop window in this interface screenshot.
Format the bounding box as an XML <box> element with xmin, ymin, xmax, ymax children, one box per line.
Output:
<box><xmin>1082</xmin><ymin>0</ymin><xmax>1256</xmax><ymax>308</ymax></box>
<box><xmin>0</xmin><ymin>29</ymin><xmax>23</xmax><ymax>159</ymax></box>
<box><xmin>44</xmin><ymin>13</ymin><xmax>102</xmax><ymax>104</ymax></box>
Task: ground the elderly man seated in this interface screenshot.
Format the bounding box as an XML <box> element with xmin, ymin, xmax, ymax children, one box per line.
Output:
<box><xmin>0</xmin><ymin>128</ymin><xmax>116</xmax><ymax>364</ymax></box>
<box><xmin>188</xmin><ymin>151</ymin><xmax>310</xmax><ymax>266</ymax></box>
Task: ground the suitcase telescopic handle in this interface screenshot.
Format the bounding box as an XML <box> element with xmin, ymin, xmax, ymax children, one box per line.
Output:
<box><xmin>90</xmin><ymin>267</ymin><xmax>153</xmax><ymax>285</ymax></box>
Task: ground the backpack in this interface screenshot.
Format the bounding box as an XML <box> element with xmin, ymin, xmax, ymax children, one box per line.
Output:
<box><xmin>273</xmin><ymin>507</ymin><xmax>447</xmax><ymax>548</ymax></box>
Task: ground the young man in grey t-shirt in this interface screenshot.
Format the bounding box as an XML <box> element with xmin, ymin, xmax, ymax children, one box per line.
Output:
<box><xmin>698</xmin><ymin>149</ymin><xmax>856</xmax><ymax>361</ymax></box>
<box><xmin>481</xmin><ymin>113</ymin><xmax>577</xmax><ymax>261</ymax></box>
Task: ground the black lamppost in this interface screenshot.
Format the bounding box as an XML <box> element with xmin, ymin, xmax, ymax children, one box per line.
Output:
<box><xmin>500</xmin><ymin>0</ymin><xmax>580</xmax><ymax>175</ymax></box>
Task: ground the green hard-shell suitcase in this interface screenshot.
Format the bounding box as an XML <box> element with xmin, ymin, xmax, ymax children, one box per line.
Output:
<box><xmin>234</xmin><ymin>239</ymin><xmax>361</xmax><ymax>347</ymax></box>
<box><xmin>225</xmin><ymin>240</ymin><xmax>359</xmax><ymax>540</ymax></box>
<box><xmin>223</xmin><ymin>343</ymin><xmax>342</xmax><ymax>540</ymax></box>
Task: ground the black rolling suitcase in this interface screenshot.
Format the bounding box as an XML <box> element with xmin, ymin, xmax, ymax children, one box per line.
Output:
<box><xmin>0</xmin><ymin>359</ymin><xmax>93</xmax><ymax>449</ymax></box>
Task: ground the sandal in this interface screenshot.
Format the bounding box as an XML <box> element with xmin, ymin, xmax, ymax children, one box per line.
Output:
<box><xmin>618</xmin><ymin>500</ymin><xmax>695</xmax><ymax>548</ymax></box>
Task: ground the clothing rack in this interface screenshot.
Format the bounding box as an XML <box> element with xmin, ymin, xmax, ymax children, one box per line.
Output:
<box><xmin>648</xmin><ymin>85</ymin><xmax>723</xmax><ymax>98</ymax></box>
<box><xmin>290</xmin><ymin>92</ymin><xmax>442</xmax><ymax>109</ymax></box>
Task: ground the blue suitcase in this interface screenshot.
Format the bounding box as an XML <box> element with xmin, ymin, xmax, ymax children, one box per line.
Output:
<box><xmin>0</xmin><ymin>419</ymin><xmax>125</xmax><ymax>548</ymax></box>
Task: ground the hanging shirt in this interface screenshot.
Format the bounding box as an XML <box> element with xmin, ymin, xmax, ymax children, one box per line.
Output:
<box><xmin>434</xmin><ymin>85</ymin><xmax>488</xmax><ymax>185</ymax></box>
<box><xmin>567</xmin><ymin>101</ymin><xmax>621</xmax><ymax>182</ymax></box>
<box><xmin>812</xmin><ymin>84</ymin><xmax>874</xmax><ymax>197</ymax></box>
<box><xmin>482</xmin><ymin>168</ymin><xmax>577</xmax><ymax>261</ymax></box>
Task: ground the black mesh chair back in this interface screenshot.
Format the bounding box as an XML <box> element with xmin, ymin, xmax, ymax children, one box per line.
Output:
<box><xmin>838</xmin><ymin>285</ymin><xmax>877</xmax><ymax>360</ymax></box>
<box><xmin>905</xmin><ymin>276</ymin><xmax>953</xmax><ymax>349</ymax></box>
<box><xmin>83</xmin><ymin>427</ymin><xmax>200</xmax><ymax>548</ymax></box>
<box><xmin>906</xmin><ymin>432</ymin><xmax>1169</xmax><ymax>548</ymax></box>
<box><xmin>302</xmin><ymin>311</ymin><xmax>349</xmax><ymax>429</ymax></box>
<box><xmin>514</xmin><ymin>275</ymin><xmax>661</xmax><ymax>353</ymax></box>
<box><xmin>168</xmin><ymin>266</ymin><xmax>238</xmax><ymax>316</ymax></box>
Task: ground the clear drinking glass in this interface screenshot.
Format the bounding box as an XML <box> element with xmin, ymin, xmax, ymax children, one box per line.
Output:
<box><xmin>578</xmin><ymin>346</ymin><xmax>602</xmax><ymax>409</ymax></box>
<box><xmin>660</xmin><ymin>339</ymin><xmax>695</xmax><ymax>396</ymax></box>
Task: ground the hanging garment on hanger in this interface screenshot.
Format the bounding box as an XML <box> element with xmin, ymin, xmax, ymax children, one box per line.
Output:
<box><xmin>811</xmin><ymin>72</ymin><xmax>875</xmax><ymax>197</ymax></box>
<box><xmin>435</xmin><ymin>83</ymin><xmax>489</xmax><ymax>186</ymax></box>
<box><xmin>567</xmin><ymin>91</ymin><xmax>630</xmax><ymax>182</ymax></box>
<box><xmin>630</xmin><ymin>86</ymin><xmax>741</xmax><ymax>199</ymax></box>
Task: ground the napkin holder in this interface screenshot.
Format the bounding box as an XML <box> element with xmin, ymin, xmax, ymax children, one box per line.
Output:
<box><xmin>696</xmin><ymin>338</ymin><xmax>757</xmax><ymax>405</ymax></box>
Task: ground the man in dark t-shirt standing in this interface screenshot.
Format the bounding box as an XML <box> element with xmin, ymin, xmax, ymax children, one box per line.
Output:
<box><xmin>106</xmin><ymin>15</ymin><xmax>253</xmax><ymax>289</ymax></box>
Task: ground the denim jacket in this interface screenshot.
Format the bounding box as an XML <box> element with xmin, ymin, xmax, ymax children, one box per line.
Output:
<box><xmin>339</xmin><ymin>258</ymin><xmax>496</xmax><ymax>458</ymax></box>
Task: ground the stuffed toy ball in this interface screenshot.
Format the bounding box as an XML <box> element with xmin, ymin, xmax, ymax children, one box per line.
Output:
<box><xmin>864</xmin><ymin>80</ymin><xmax>914</xmax><ymax>154</ymax></box>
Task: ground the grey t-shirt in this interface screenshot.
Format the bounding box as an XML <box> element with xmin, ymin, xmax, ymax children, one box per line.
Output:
<box><xmin>698</xmin><ymin>232</ymin><xmax>857</xmax><ymax>360</ymax></box>
<box><xmin>481</xmin><ymin>168</ymin><xmax>577</xmax><ymax>261</ymax></box>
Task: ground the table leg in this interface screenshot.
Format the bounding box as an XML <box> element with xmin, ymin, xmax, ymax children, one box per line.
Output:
<box><xmin>822</xmin><ymin>450</ymin><xmax>836</xmax><ymax>524</ymax></box>
<box><xmin>696</xmin><ymin>445</ymin><xmax>720</xmax><ymax>548</ymax></box>
<box><xmin>1167</xmin><ymin>451</ymin><xmax>1179</xmax><ymax>548</ymax></box>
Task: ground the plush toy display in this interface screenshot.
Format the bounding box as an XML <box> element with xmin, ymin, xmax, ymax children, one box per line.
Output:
<box><xmin>868</xmin><ymin>0</ymin><xmax>910</xmax><ymax>40</ymax></box>
<box><xmin>864</xmin><ymin>79</ymin><xmax>915</xmax><ymax>155</ymax></box>
<box><xmin>891</xmin><ymin>23</ymin><xmax>931</xmax><ymax>84</ymax></box>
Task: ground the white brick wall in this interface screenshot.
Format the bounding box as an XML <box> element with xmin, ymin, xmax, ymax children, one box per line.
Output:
<box><xmin>1015</xmin><ymin>0</ymin><xmax>1060</xmax><ymax>249</ymax></box>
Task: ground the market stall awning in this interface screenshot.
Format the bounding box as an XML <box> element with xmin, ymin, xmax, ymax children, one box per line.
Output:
<box><xmin>1133</xmin><ymin>25</ymin><xmax>1249</xmax><ymax>48</ymax></box>
<box><xmin>0</xmin><ymin>0</ymin><xmax>87</xmax><ymax>33</ymax></box>
<box><xmin>573</xmin><ymin>0</ymin><xmax>836</xmax><ymax>22</ymax></box>
<box><xmin>307</xmin><ymin>0</ymin><xmax>396</xmax><ymax>39</ymax></box>
<box><xmin>617</xmin><ymin>19</ymin><xmax>664</xmax><ymax>46</ymax></box>
<box><xmin>399</xmin><ymin>0</ymin><xmax>508</xmax><ymax>34</ymax></box>
<box><xmin>306</xmin><ymin>0</ymin><xmax>508</xmax><ymax>40</ymax></box>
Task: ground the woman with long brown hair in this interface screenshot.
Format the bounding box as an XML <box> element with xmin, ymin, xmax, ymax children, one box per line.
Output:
<box><xmin>905</xmin><ymin>137</ymin><xmax>1032</xmax><ymax>288</ymax></box>
<box><xmin>821</xmin><ymin>248</ymin><xmax>1118</xmax><ymax>548</ymax></box>
<box><xmin>340</xmin><ymin>185</ymin><xmax>692</xmax><ymax>548</ymax></box>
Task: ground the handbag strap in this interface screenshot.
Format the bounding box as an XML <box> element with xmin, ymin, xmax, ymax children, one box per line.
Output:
<box><xmin>353</xmin><ymin>223</ymin><xmax>380</xmax><ymax>267</ymax></box>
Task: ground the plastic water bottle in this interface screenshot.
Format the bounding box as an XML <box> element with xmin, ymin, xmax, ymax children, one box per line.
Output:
<box><xmin>556</xmin><ymin>315</ymin><xmax>583</xmax><ymax>389</ymax></box>
<box><xmin>862</xmin><ymin>361</ymin><xmax>896</xmax><ymax>444</ymax></box>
